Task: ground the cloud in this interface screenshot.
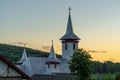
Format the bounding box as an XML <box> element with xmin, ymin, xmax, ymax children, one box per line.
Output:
<box><xmin>42</xmin><ymin>46</ymin><xmax>50</xmax><ymax>51</ymax></box>
<box><xmin>18</xmin><ymin>42</ymin><xmax>28</xmax><ymax>45</ymax></box>
<box><xmin>10</xmin><ymin>42</ymin><xmax>32</xmax><ymax>46</ymax></box>
<box><xmin>41</xmin><ymin>45</ymin><xmax>62</xmax><ymax>54</ymax></box>
<box><xmin>88</xmin><ymin>50</ymin><xmax>107</xmax><ymax>53</ymax></box>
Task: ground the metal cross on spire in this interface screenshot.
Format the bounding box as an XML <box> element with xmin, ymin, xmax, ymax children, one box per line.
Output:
<box><xmin>24</xmin><ymin>44</ymin><xmax>26</xmax><ymax>47</ymax></box>
<box><xmin>52</xmin><ymin>40</ymin><xmax>53</xmax><ymax>46</ymax></box>
<box><xmin>68</xmin><ymin>7</ymin><xmax>72</xmax><ymax>13</ymax></box>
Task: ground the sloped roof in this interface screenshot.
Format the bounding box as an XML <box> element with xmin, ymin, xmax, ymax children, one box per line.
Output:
<box><xmin>60</xmin><ymin>8</ymin><xmax>80</xmax><ymax>40</ymax></box>
<box><xmin>0</xmin><ymin>54</ymin><xmax>31</xmax><ymax>79</ymax></box>
<box><xmin>25</xmin><ymin>57</ymin><xmax>69</xmax><ymax>74</ymax></box>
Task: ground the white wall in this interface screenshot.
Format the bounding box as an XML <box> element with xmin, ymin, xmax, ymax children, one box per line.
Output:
<box><xmin>62</xmin><ymin>42</ymin><xmax>78</xmax><ymax>60</ymax></box>
<box><xmin>44</xmin><ymin>64</ymin><xmax>60</xmax><ymax>74</ymax></box>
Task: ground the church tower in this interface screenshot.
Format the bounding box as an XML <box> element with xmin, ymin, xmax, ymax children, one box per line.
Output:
<box><xmin>60</xmin><ymin>7</ymin><xmax>80</xmax><ymax>60</ymax></box>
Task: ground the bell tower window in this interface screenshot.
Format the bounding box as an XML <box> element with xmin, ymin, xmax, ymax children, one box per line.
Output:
<box><xmin>73</xmin><ymin>43</ymin><xmax>75</xmax><ymax>50</ymax></box>
<box><xmin>48</xmin><ymin>64</ymin><xmax>50</xmax><ymax>68</ymax></box>
<box><xmin>65</xmin><ymin>43</ymin><xmax>67</xmax><ymax>50</ymax></box>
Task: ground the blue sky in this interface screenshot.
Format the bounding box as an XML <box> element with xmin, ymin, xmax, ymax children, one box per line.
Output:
<box><xmin>1</xmin><ymin>0</ymin><xmax>120</xmax><ymax>62</ymax></box>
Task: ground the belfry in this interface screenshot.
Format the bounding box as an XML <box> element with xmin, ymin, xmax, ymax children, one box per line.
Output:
<box><xmin>60</xmin><ymin>7</ymin><xmax>80</xmax><ymax>60</ymax></box>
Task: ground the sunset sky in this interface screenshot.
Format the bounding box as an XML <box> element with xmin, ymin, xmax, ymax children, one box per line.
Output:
<box><xmin>0</xmin><ymin>0</ymin><xmax>120</xmax><ymax>62</ymax></box>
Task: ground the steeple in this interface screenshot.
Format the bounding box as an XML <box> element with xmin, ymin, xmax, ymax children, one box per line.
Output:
<box><xmin>66</xmin><ymin>7</ymin><xmax>73</xmax><ymax>35</ymax></box>
<box><xmin>17</xmin><ymin>49</ymin><xmax>28</xmax><ymax>64</ymax></box>
<box><xmin>48</xmin><ymin>40</ymin><xmax>56</xmax><ymax>59</ymax></box>
<box><xmin>46</xmin><ymin>40</ymin><xmax>60</xmax><ymax>63</ymax></box>
<box><xmin>60</xmin><ymin>7</ymin><xmax>80</xmax><ymax>60</ymax></box>
<box><xmin>60</xmin><ymin>7</ymin><xmax>80</xmax><ymax>40</ymax></box>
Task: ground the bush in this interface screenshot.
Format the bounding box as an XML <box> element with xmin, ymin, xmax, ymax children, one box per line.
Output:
<box><xmin>115</xmin><ymin>74</ymin><xmax>120</xmax><ymax>80</ymax></box>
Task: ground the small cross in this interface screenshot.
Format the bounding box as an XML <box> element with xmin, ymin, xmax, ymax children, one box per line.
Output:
<box><xmin>24</xmin><ymin>44</ymin><xmax>26</xmax><ymax>47</ymax></box>
<box><xmin>52</xmin><ymin>40</ymin><xmax>53</xmax><ymax>45</ymax></box>
<box><xmin>68</xmin><ymin>7</ymin><xmax>72</xmax><ymax>13</ymax></box>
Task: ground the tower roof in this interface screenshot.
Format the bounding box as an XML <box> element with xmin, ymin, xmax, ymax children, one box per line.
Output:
<box><xmin>17</xmin><ymin>49</ymin><xmax>27</xmax><ymax>64</ymax></box>
<box><xmin>60</xmin><ymin>7</ymin><xmax>80</xmax><ymax>40</ymax></box>
<box><xmin>46</xmin><ymin>40</ymin><xmax>60</xmax><ymax>63</ymax></box>
<box><xmin>49</xmin><ymin>40</ymin><xmax>56</xmax><ymax>59</ymax></box>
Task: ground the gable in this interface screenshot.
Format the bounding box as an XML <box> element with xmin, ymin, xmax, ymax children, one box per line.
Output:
<box><xmin>0</xmin><ymin>55</ymin><xmax>30</xmax><ymax>79</ymax></box>
<box><xmin>0</xmin><ymin>60</ymin><xmax>21</xmax><ymax>77</ymax></box>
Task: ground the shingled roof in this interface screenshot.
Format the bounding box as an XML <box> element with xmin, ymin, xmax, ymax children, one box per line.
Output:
<box><xmin>60</xmin><ymin>8</ymin><xmax>80</xmax><ymax>40</ymax></box>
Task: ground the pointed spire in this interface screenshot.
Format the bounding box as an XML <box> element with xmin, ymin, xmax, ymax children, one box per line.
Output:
<box><xmin>60</xmin><ymin>7</ymin><xmax>80</xmax><ymax>40</ymax></box>
<box><xmin>66</xmin><ymin>7</ymin><xmax>73</xmax><ymax>34</ymax></box>
<box><xmin>21</xmin><ymin>49</ymin><xmax>28</xmax><ymax>61</ymax></box>
<box><xmin>17</xmin><ymin>49</ymin><xmax>28</xmax><ymax>64</ymax></box>
<box><xmin>46</xmin><ymin>40</ymin><xmax>60</xmax><ymax>64</ymax></box>
<box><xmin>48</xmin><ymin>40</ymin><xmax>56</xmax><ymax>59</ymax></box>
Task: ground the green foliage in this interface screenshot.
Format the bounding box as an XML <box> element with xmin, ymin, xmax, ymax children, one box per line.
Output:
<box><xmin>68</xmin><ymin>76</ymin><xmax>73</xmax><ymax>80</ymax></box>
<box><xmin>0</xmin><ymin>43</ymin><xmax>61</xmax><ymax>64</ymax></box>
<box><xmin>91</xmin><ymin>73</ymin><xmax>119</xmax><ymax>80</ymax></box>
<box><xmin>69</xmin><ymin>48</ymin><xmax>92</xmax><ymax>80</ymax></box>
<box><xmin>115</xmin><ymin>74</ymin><xmax>120</xmax><ymax>80</ymax></box>
<box><xmin>93</xmin><ymin>61</ymin><xmax>120</xmax><ymax>74</ymax></box>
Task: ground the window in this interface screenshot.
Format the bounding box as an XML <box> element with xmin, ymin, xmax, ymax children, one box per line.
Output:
<box><xmin>54</xmin><ymin>64</ymin><xmax>57</xmax><ymax>69</ymax></box>
<box><xmin>48</xmin><ymin>64</ymin><xmax>50</xmax><ymax>68</ymax></box>
<box><xmin>65</xmin><ymin>43</ymin><xmax>67</xmax><ymax>50</ymax></box>
<box><xmin>73</xmin><ymin>43</ymin><xmax>75</xmax><ymax>50</ymax></box>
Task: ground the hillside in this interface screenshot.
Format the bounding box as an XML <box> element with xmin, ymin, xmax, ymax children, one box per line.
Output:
<box><xmin>0</xmin><ymin>43</ymin><xmax>61</xmax><ymax>63</ymax></box>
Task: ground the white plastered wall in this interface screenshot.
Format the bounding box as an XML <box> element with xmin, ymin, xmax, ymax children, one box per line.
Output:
<box><xmin>62</xmin><ymin>42</ymin><xmax>78</xmax><ymax>60</ymax></box>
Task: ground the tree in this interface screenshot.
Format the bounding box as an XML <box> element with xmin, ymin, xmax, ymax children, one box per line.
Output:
<box><xmin>115</xmin><ymin>74</ymin><xmax>120</xmax><ymax>80</ymax></box>
<box><xmin>69</xmin><ymin>48</ymin><xmax>92</xmax><ymax>80</ymax></box>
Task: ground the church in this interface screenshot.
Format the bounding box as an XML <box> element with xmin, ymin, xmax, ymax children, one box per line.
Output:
<box><xmin>16</xmin><ymin>8</ymin><xmax>80</xmax><ymax>77</ymax></box>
